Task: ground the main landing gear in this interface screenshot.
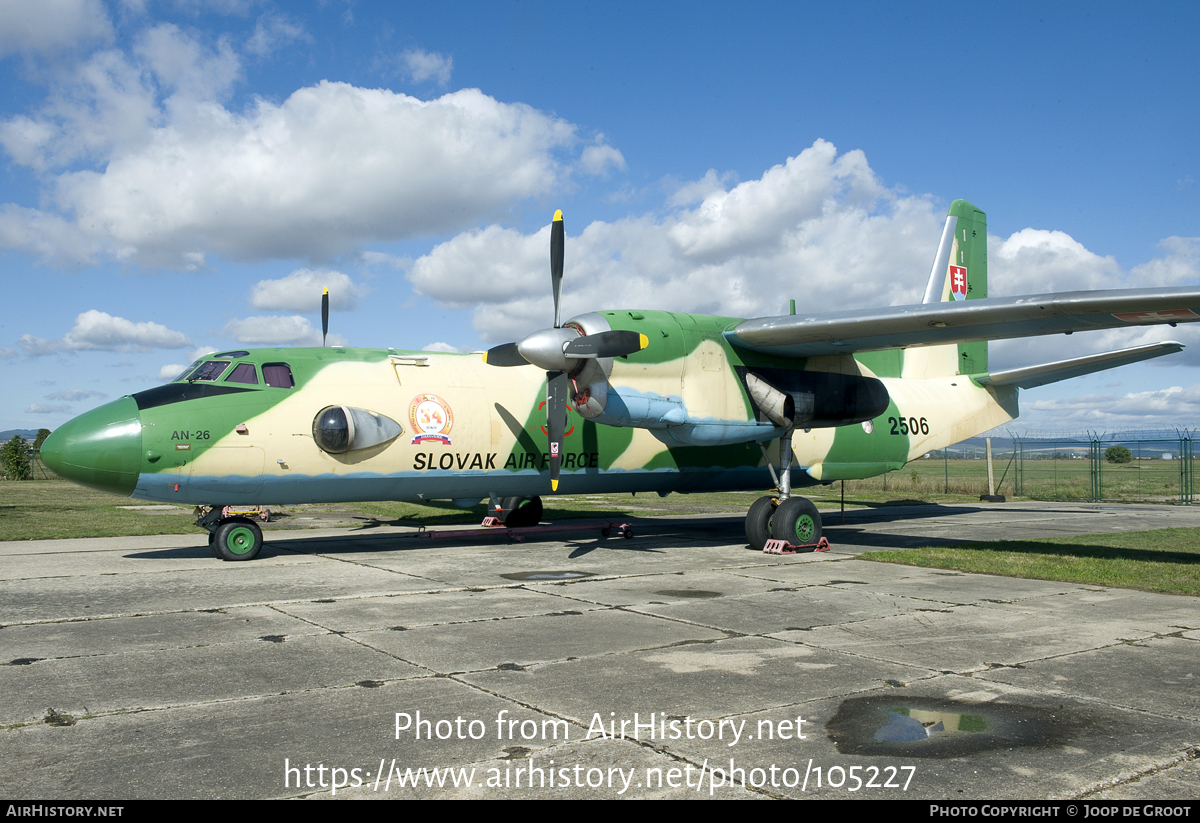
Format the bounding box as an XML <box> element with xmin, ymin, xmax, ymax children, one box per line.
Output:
<box><xmin>745</xmin><ymin>427</ymin><xmax>823</xmax><ymax>552</ymax></box>
<box><xmin>197</xmin><ymin>505</ymin><xmax>264</xmax><ymax>561</ymax></box>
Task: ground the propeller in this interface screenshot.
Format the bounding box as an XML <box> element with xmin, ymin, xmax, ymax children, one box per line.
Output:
<box><xmin>321</xmin><ymin>287</ymin><xmax>329</xmax><ymax>347</ymax></box>
<box><xmin>482</xmin><ymin>210</ymin><xmax>648</xmax><ymax>491</ymax></box>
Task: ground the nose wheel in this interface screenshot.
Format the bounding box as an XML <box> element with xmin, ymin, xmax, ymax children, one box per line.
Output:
<box><xmin>211</xmin><ymin>518</ymin><xmax>263</xmax><ymax>561</ymax></box>
<box><xmin>197</xmin><ymin>506</ymin><xmax>264</xmax><ymax>561</ymax></box>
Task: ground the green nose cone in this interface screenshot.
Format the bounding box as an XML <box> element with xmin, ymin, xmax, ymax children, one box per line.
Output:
<box><xmin>41</xmin><ymin>396</ymin><xmax>142</xmax><ymax>497</ymax></box>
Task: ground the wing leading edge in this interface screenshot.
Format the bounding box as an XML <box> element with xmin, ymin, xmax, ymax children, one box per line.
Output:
<box><xmin>724</xmin><ymin>287</ymin><xmax>1200</xmax><ymax>358</ymax></box>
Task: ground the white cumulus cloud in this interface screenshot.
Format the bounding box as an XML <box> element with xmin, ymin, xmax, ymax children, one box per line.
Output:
<box><xmin>246</xmin><ymin>13</ymin><xmax>307</xmax><ymax>57</ymax></box>
<box><xmin>408</xmin><ymin>140</ymin><xmax>1200</xmax><ymax>361</ymax></box>
<box><xmin>46</xmin><ymin>389</ymin><xmax>108</xmax><ymax>401</ymax></box>
<box><xmin>0</xmin><ymin>0</ymin><xmax>112</xmax><ymax>59</ymax></box>
<box><xmin>223</xmin><ymin>315</ymin><xmax>348</xmax><ymax>347</ymax></box>
<box><xmin>399</xmin><ymin>48</ymin><xmax>453</xmax><ymax>86</ymax></box>
<box><xmin>1022</xmin><ymin>384</ymin><xmax>1200</xmax><ymax>429</ymax></box>
<box><xmin>19</xmin><ymin>310</ymin><xmax>192</xmax><ymax>356</ymax></box>
<box><xmin>250</xmin><ymin>269</ymin><xmax>368</xmax><ymax>312</ymax></box>
<box><xmin>409</xmin><ymin>140</ymin><xmax>940</xmax><ymax>342</ymax></box>
<box><xmin>1</xmin><ymin>26</ymin><xmax>583</xmax><ymax>268</ymax></box>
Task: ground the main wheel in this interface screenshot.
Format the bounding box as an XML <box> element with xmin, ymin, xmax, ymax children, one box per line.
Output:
<box><xmin>213</xmin><ymin>518</ymin><xmax>263</xmax><ymax>561</ymax></box>
<box><xmin>745</xmin><ymin>496</ymin><xmax>777</xmax><ymax>550</ymax></box>
<box><xmin>501</xmin><ymin>496</ymin><xmax>543</xmax><ymax>528</ymax></box>
<box><xmin>771</xmin><ymin>496</ymin><xmax>822</xmax><ymax>547</ymax></box>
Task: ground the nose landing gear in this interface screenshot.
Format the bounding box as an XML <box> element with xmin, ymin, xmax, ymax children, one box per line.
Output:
<box><xmin>197</xmin><ymin>505</ymin><xmax>264</xmax><ymax>561</ymax></box>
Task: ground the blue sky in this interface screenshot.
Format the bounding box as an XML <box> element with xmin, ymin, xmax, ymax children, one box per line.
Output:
<box><xmin>1</xmin><ymin>0</ymin><xmax>1198</xmax><ymax>434</ymax></box>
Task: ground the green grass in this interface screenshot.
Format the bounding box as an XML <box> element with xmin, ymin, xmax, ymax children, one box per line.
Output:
<box><xmin>861</xmin><ymin>528</ymin><xmax>1200</xmax><ymax>596</ymax></box>
<box><xmin>0</xmin><ymin>479</ymin><xmax>198</xmax><ymax>540</ymax></box>
<box><xmin>826</xmin><ymin>455</ymin><xmax>1197</xmax><ymax>504</ymax></box>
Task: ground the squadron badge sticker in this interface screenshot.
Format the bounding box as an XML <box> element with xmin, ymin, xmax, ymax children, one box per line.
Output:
<box><xmin>409</xmin><ymin>394</ymin><xmax>454</xmax><ymax>445</ymax></box>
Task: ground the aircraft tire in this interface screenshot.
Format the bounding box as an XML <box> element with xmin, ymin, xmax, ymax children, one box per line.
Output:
<box><xmin>213</xmin><ymin>518</ymin><xmax>263</xmax><ymax>561</ymax></box>
<box><xmin>502</xmin><ymin>496</ymin><xmax>543</xmax><ymax>528</ymax></box>
<box><xmin>745</xmin><ymin>496</ymin><xmax>777</xmax><ymax>550</ymax></box>
<box><xmin>771</xmin><ymin>496</ymin><xmax>822</xmax><ymax>548</ymax></box>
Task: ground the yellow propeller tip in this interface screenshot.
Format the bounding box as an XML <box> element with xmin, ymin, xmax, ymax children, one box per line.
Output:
<box><xmin>481</xmin><ymin>352</ymin><xmax>488</xmax><ymax>364</ymax></box>
<box><xmin>551</xmin><ymin>479</ymin><xmax>559</xmax><ymax>491</ymax></box>
<box><xmin>639</xmin><ymin>333</ymin><xmax>649</xmax><ymax>349</ymax></box>
<box><xmin>553</xmin><ymin>210</ymin><xmax>563</xmax><ymax>222</ymax></box>
<box><xmin>322</xmin><ymin>287</ymin><xmax>328</xmax><ymax>294</ymax></box>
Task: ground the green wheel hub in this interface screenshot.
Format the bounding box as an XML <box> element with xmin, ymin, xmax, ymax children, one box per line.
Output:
<box><xmin>224</xmin><ymin>525</ymin><xmax>256</xmax><ymax>555</ymax></box>
<box><xmin>793</xmin><ymin>515</ymin><xmax>815</xmax><ymax>544</ymax></box>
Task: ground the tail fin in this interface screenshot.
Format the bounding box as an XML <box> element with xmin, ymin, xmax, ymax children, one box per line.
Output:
<box><xmin>929</xmin><ymin>200</ymin><xmax>988</xmax><ymax>373</ymax></box>
<box><xmin>923</xmin><ymin>199</ymin><xmax>988</xmax><ymax>304</ymax></box>
<box><xmin>906</xmin><ymin>200</ymin><xmax>988</xmax><ymax>377</ymax></box>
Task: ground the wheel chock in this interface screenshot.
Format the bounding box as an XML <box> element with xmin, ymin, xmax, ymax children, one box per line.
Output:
<box><xmin>763</xmin><ymin>536</ymin><xmax>830</xmax><ymax>554</ymax></box>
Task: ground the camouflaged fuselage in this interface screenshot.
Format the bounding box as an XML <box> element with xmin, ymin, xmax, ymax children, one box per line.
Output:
<box><xmin>73</xmin><ymin>308</ymin><xmax>1015</xmax><ymax>506</ymax></box>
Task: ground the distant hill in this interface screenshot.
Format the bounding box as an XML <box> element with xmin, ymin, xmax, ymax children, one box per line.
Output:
<box><xmin>0</xmin><ymin>429</ymin><xmax>42</xmax><ymax>442</ymax></box>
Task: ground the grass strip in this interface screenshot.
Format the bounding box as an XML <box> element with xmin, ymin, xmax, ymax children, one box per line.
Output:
<box><xmin>860</xmin><ymin>528</ymin><xmax>1200</xmax><ymax>596</ymax></box>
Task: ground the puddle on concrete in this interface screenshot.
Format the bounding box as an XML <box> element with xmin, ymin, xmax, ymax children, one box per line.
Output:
<box><xmin>826</xmin><ymin>695</ymin><xmax>1081</xmax><ymax>758</ymax></box>
<box><xmin>501</xmin><ymin>571</ymin><xmax>596</xmax><ymax>581</ymax></box>
<box><xmin>654</xmin><ymin>590</ymin><xmax>722</xmax><ymax>599</ymax></box>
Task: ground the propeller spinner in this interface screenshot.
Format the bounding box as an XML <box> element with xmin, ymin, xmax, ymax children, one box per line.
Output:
<box><xmin>482</xmin><ymin>210</ymin><xmax>648</xmax><ymax>490</ymax></box>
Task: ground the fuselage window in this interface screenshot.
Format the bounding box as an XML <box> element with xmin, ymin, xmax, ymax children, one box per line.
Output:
<box><xmin>226</xmin><ymin>363</ymin><xmax>259</xmax><ymax>384</ymax></box>
<box><xmin>187</xmin><ymin>360</ymin><xmax>231</xmax><ymax>382</ymax></box>
<box><xmin>262</xmin><ymin>363</ymin><xmax>295</xmax><ymax>389</ymax></box>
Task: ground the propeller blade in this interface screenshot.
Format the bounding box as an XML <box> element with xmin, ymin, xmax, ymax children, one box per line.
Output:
<box><xmin>481</xmin><ymin>342</ymin><xmax>529</xmax><ymax>367</ymax></box>
<box><xmin>563</xmin><ymin>330</ymin><xmax>649</xmax><ymax>359</ymax></box>
<box><xmin>546</xmin><ymin>370</ymin><xmax>568</xmax><ymax>491</ymax></box>
<box><xmin>321</xmin><ymin>287</ymin><xmax>329</xmax><ymax>347</ymax></box>
<box><xmin>550</xmin><ymin>210</ymin><xmax>564</xmax><ymax>328</ymax></box>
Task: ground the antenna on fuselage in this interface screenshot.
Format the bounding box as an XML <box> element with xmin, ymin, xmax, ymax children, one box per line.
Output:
<box><xmin>321</xmin><ymin>287</ymin><xmax>329</xmax><ymax>347</ymax></box>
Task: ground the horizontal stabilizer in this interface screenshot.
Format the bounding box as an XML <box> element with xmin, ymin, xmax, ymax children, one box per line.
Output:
<box><xmin>975</xmin><ymin>342</ymin><xmax>1185</xmax><ymax>390</ymax></box>
<box><xmin>726</xmin><ymin>287</ymin><xmax>1200</xmax><ymax>358</ymax></box>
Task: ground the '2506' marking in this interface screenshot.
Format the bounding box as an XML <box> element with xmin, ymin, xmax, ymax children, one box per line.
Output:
<box><xmin>889</xmin><ymin>416</ymin><xmax>929</xmax><ymax>436</ymax></box>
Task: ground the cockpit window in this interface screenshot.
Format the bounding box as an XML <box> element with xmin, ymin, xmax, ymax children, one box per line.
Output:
<box><xmin>225</xmin><ymin>363</ymin><xmax>259</xmax><ymax>384</ymax></box>
<box><xmin>262</xmin><ymin>363</ymin><xmax>295</xmax><ymax>388</ymax></box>
<box><xmin>187</xmin><ymin>360</ymin><xmax>231</xmax><ymax>382</ymax></box>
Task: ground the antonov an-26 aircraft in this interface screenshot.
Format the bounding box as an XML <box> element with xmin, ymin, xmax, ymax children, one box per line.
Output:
<box><xmin>41</xmin><ymin>201</ymin><xmax>1200</xmax><ymax>560</ymax></box>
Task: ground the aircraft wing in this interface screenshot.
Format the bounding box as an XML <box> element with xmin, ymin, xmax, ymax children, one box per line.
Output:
<box><xmin>724</xmin><ymin>287</ymin><xmax>1200</xmax><ymax>358</ymax></box>
<box><xmin>976</xmin><ymin>341</ymin><xmax>1184</xmax><ymax>390</ymax></box>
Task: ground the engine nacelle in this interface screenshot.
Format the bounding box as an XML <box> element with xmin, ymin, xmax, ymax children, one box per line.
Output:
<box><xmin>561</xmin><ymin>312</ymin><xmax>618</xmax><ymax>419</ymax></box>
<box><xmin>738</xmin><ymin>367</ymin><xmax>890</xmax><ymax>428</ymax></box>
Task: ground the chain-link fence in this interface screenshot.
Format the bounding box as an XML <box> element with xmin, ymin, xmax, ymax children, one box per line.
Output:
<box><xmin>1011</xmin><ymin>432</ymin><xmax>1195</xmax><ymax>503</ymax></box>
<box><xmin>840</xmin><ymin>430</ymin><xmax>1196</xmax><ymax>504</ymax></box>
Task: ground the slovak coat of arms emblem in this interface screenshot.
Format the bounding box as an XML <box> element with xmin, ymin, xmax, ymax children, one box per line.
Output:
<box><xmin>949</xmin><ymin>265</ymin><xmax>968</xmax><ymax>301</ymax></box>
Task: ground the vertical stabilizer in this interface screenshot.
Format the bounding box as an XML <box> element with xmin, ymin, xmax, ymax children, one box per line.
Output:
<box><xmin>904</xmin><ymin>200</ymin><xmax>988</xmax><ymax>378</ymax></box>
<box><xmin>947</xmin><ymin>200</ymin><xmax>988</xmax><ymax>374</ymax></box>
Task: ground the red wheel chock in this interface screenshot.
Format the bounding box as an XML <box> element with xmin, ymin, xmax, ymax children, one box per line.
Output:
<box><xmin>763</xmin><ymin>536</ymin><xmax>830</xmax><ymax>554</ymax></box>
